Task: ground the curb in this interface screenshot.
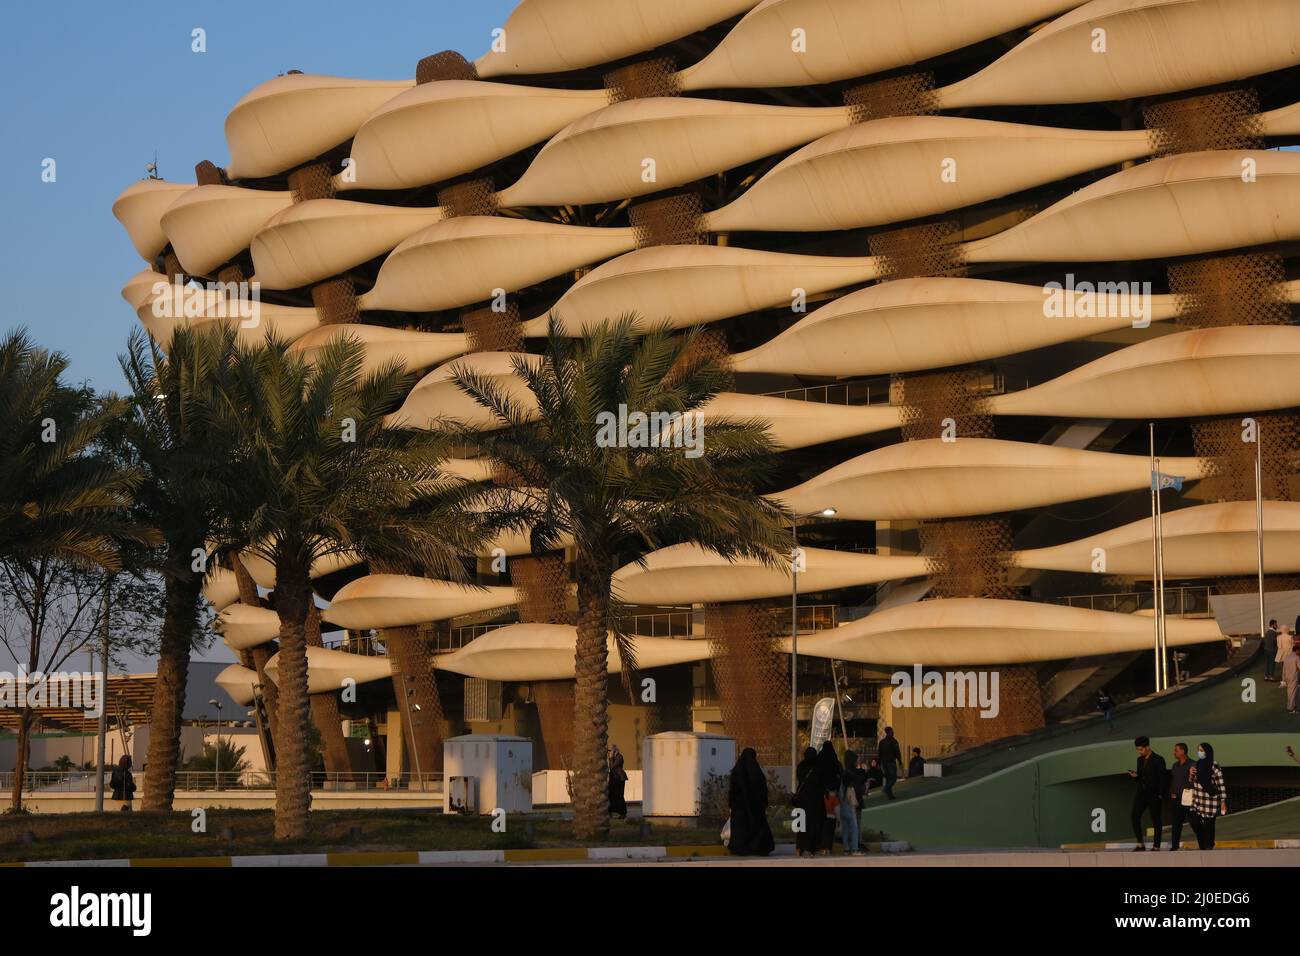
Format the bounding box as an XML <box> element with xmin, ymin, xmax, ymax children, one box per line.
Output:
<box><xmin>6</xmin><ymin>840</ymin><xmax>911</xmax><ymax>867</ymax></box>
<box><xmin>1060</xmin><ymin>840</ymin><xmax>1300</xmax><ymax>850</ymax></box>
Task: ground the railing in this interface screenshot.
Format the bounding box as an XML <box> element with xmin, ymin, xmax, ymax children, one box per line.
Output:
<box><xmin>0</xmin><ymin>770</ymin><xmax>444</xmax><ymax>794</ymax></box>
<box><xmin>763</xmin><ymin>380</ymin><xmax>890</xmax><ymax>406</ymax></box>
<box><xmin>762</xmin><ymin>373</ymin><xmax>1031</xmax><ymax>406</ymax></box>
<box><xmin>1048</xmin><ymin>585</ymin><xmax>1213</xmax><ymax>617</ymax></box>
<box><xmin>623</xmin><ymin>604</ymin><xmax>843</xmax><ymax>638</ymax></box>
<box><xmin>626</xmin><ymin>610</ymin><xmax>694</xmax><ymax>637</ymax></box>
<box><xmin>442</xmin><ymin>623</ymin><xmax>506</xmax><ymax>653</ymax></box>
<box><xmin>322</xmin><ymin>634</ymin><xmax>385</xmax><ymax>656</ymax></box>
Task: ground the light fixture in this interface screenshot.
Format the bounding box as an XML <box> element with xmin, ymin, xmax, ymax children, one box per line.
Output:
<box><xmin>821</xmin><ymin>507</ymin><xmax>837</xmax><ymax>517</ymax></box>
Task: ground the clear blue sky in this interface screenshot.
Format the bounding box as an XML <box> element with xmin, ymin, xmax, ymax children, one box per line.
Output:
<box><xmin>0</xmin><ymin>0</ymin><xmax>516</xmax><ymax>397</ymax></box>
<box><xmin>0</xmin><ymin>1</ymin><xmax>514</xmax><ymax>667</ymax></box>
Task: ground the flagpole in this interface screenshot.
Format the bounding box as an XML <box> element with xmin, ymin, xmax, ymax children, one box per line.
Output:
<box><xmin>1155</xmin><ymin>455</ymin><xmax>1168</xmax><ymax>691</ymax></box>
<box><xmin>1256</xmin><ymin>422</ymin><xmax>1266</xmax><ymax>647</ymax></box>
<box><xmin>1149</xmin><ymin>424</ymin><xmax>1161</xmax><ymax>691</ymax></box>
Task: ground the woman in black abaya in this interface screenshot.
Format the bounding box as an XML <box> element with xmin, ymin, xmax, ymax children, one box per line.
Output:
<box><xmin>728</xmin><ymin>747</ymin><xmax>775</xmax><ymax>856</ymax></box>
<box><xmin>814</xmin><ymin>742</ymin><xmax>843</xmax><ymax>855</ymax></box>
<box><xmin>793</xmin><ymin>746</ymin><xmax>820</xmax><ymax>857</ymax></box>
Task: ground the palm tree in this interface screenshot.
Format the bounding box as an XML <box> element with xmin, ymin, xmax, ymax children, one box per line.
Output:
<box><xmin>118</xmin><ymin>325</ymin><xmax>239</xmax><ymax>811</ymax></box>
<box><xmin>202</xmin><ymin>333</ymin><xmax>489</xmax><ymax>840</ymax></box>
<box><xmin>450</xmin><ymin>317</ymin><xmax>788</xmax><ymax>839</ymax></box>
<box><xmin>0</xmin><ymin>329</ymin><xmax>145</xmax><ymax>809</ymax></box>
<box><xmin>0</xmin><ymin>330</ymin><xmax>141</xmax><ymax>569</ymax></box>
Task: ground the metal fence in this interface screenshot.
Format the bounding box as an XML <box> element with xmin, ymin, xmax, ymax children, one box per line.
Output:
<box><xmin>322</xmin><ymin>634</ymin><xmax>386</xmax><ymax>656</ymax></box>
<box><xmin>1049</xmin><ymin>586</ymin><xmax>1213</xmax><ymax>617</ymax></box>
<box><xmin>0</xmin><ymin>770</ymin><xmax>444</xmax><ymax>794</ymax></box>
<box><xmin>763</xmin><ymin>380</ymin><xmax>890</xmax><ymax>406</ymax></box>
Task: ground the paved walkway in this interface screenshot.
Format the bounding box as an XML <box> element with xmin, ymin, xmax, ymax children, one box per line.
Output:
<box><xmin>505</xmin><ymin>847</ymin><xmax>1300</xmax><ymax>868</ymax></box>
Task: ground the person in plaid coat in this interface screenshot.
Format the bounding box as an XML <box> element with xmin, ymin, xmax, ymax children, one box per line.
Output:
<box><xmin>1186</xmin><ymin>741</ymin><xmax>1227</xmax><ymax>850</ymax></box>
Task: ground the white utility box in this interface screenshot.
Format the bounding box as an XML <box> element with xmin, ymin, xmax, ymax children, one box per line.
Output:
<box><xmin>531</xmin><ymin>769</ymin><xmax>643</xmax><ymax>805</ymax></box>
<box><xmin>442</xmin><ymin>734</ymin><xmax>532</xmax><ymax>815</ymax></box>
<box><xmin>641</xmin><ymin>732</ymin><xmax>736</xmax><ymax>818</ymax></box>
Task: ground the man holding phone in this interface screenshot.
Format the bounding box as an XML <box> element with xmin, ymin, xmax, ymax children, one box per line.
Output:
<box><xmin>1128</xmin><ymin>736</ymin><xmax>1167</xmax><ymax>851</ymax></box>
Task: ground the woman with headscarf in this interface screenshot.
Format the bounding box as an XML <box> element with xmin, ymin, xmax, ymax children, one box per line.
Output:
<box><xmin>608</xmin><ymin>744</ymin><xmax>628</xmax><ymax>819</ymax></box>
<box><xmin>814</xmin><ymin>741</ymin><xmax>843</xmax><ymax>855</ymax></box>
<box><xmin>793</xmin><ymin>746</ymin><xmax>820</xmax><ymax>857</ymax></box>
<box><xmin>1186</xmin><ymin>741</ymin><xmax>1227</xmax><ymax>850</ymax></box>
<box><xmin>728</xmin><ymin>747</ymin><xmax>775</xmax><ymax>856</ymax></box>
<box><xmin>839</xmin><ymin>751</ymin><xmax>867</xmax><ymax>855</ymax></box>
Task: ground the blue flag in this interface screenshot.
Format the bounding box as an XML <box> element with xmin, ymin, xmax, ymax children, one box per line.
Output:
<box><xmin>1151</xmin><ymin>471</ymin><xmax>1184</xmax><ymax>492</ymax></box>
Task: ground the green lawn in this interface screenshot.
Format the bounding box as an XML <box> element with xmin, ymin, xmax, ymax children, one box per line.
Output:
<box><xmin>0</xmin><ymin>808</ymin><xmax>749</xmax><ymax>863</ymax></box>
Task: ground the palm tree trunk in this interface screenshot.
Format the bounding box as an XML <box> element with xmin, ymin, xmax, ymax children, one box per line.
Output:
<box><xmin>8</xmin><ymin>708</ymin><xmax>32</xmax><ymax>811</ymax></box>
<box><xmin>271</xmin><ymin>561</ymin><xmax>313</xmax><ymax>840</ymax></box>
<box><xmin>572</xmin><ymin>553</ymin><xmax>613</xmax><ymax>839</ymax></box>
<box><xmin>141</xmin><ymin>569</ymin><xmax>202</xmax><ymax>810</ymax></box>
<box><xmin>232</xmin><ymin>558</ymin><xmax>280</xmax><ymax>750</ymax></box>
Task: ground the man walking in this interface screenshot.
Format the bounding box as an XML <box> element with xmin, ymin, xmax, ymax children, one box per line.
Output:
<box><xmin>1168</xmin><ymin>742</ymin><xmax>1192</xmax><ymax>851</ymax></box>
<box><xmin>1264</xmin><ymin>620</ymin><xmax>1278</xmax><ymax>681</ymax></box>
<box><xmin>878</xmin><ymin>726</ymin><xmax>903</xmax><ymax>800</ymax></box>
<box><xmin>1129</xmin><ymin>736</ymin><xmax>1167</xmax><ymax>851</ymax></box>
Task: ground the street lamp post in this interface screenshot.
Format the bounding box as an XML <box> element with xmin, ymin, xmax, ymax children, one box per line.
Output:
<box><xmin>790</xmin><ymin>507</ymin><xmax>837</xmax><ymax>790</ymax></box>
<box><xmin>208</xmin><ymin>699</ymin><xmax>222</xmax><ymax>790</ymax></box>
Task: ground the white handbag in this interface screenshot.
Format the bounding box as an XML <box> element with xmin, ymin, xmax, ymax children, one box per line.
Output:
<box><xmin>1180</xmin><ymin>788</ymin><xmax>1194</xmax><ymax>807</ymax></box>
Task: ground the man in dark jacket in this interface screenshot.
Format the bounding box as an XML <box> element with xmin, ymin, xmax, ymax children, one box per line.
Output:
<box><xmin>878</xmin><ymin>727</ymin><xmax>903</xmax><ymax>800</ymax></box>
<box><xmin>1129</xmin><ymin>736</ymin><xmax>1167</xmax><ymax>850</ymax></box>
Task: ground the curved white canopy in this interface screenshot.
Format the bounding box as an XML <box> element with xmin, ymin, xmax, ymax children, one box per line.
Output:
<box><xmin>324</xmin><ymin>574</ymin><xmax>518</xmax><ymax>630</ymax></box>
<box><xmin>160</xmin><ymin>185</ymin><xmax>292</xmax><ymax>278</ymax></box>
<box><xmin>988</xmin><ymin>326</ymin><xmax>1300</xmax><ymax>420</ymax></box>
<box><xmin>288</xmin><ymin>324</ymin><xmax>470</xmax><ymax>374</ymax></box>
<box><xmin>792</xmin><ymin>598</ymin><xmax>1223</xmax><ymax>666</ymax></box>
<box><xmin>965</xmin><ymin>150</ymin><xmax>1300</xmax><ymax>264</ymax></box>
<box><xmin>388</xmin><ymin>352</ymin><xmax>542</xmax><ymax>431</ymax></box>
<box><xmin>707</xmin><ymin>116</ymin><xmax>1152</xmax><ymax>233</ymax></box>
<box><xmin>475</xmin><ymin>0</ymin><xmax>758</xmax><ymax>77</ymax></box>
<box><xmin>936</xmin><ymin>0</ymin><xmax>1300</xmax><ymax>108</ymax></box>
<box><xmin>731</xmin><ymin>277</ymin><xmax>1180</xmax><ymax>378</ymax></box>
<box><xmin>339</xmin><ymin>81</ymin><xmax>609</xmax><ymax>191</ymax></box>
<box><xmin>774</xmin><ymin>438</ymin><xmax>1207</xmax><ymax>521</ymax></box>
<box><xmin>434</xmin><ymin>622</ymin><xmax>711</xmax><ymax>681</ymax></box>
<box><xmin>699</xmin><ymin>392</ymin><xmax>902</xmax><ymax>450</ymax></box>
<box><xmin>679</xmin><ymin>0</ymin><xmax>1081</xmax><ymax>90</ymax></box>
<box><xmin>524</xmin><ymin>245</ymin><xmax>880</xmax><ymax>337</ymax></box>
<box><xmin>225</xmin><ymin>74</ymin><xmax>412</xmax><ymax>180</ymax></box>
<box><xmin>214</xmin><ymin>664</ymin><xmax>260</xmax><ymax>706</ymax></box>
<box><xmin>614</xmin><ymin>542</ymin><xmax>928</xmax><ymax>606</ymax></box>
<box><xmin>112</xmin><ymin>180</ymin><xmax>194</xmax><ymax>260</ymax></box>
<box><xmin>1015</xmin><ymin>501</ymin><xmax>1300</xmax><ymax>578</ymax></box>
<box><xmin>264</xmin><ymin>646</ymin><xmax>393</xmax><ymax>694</ymax></box>
<box><xmin>216</xmin><ymin>603</ymin><xmax>281</xmax><ymax>651</ymax></box>
<box><xmin>497</xmin><ymin>98</ymin><xmax>850</xmax><ymax>207</ymax></box>
<box><xmin>362</xmin><ymin>217</ymin><xmax>635</xmax><ymax>313</ymax></box>
<box><xmin>251</xmin><ymin>200</ymin><xmax>445</xmax><ymax>290</ymax></box>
